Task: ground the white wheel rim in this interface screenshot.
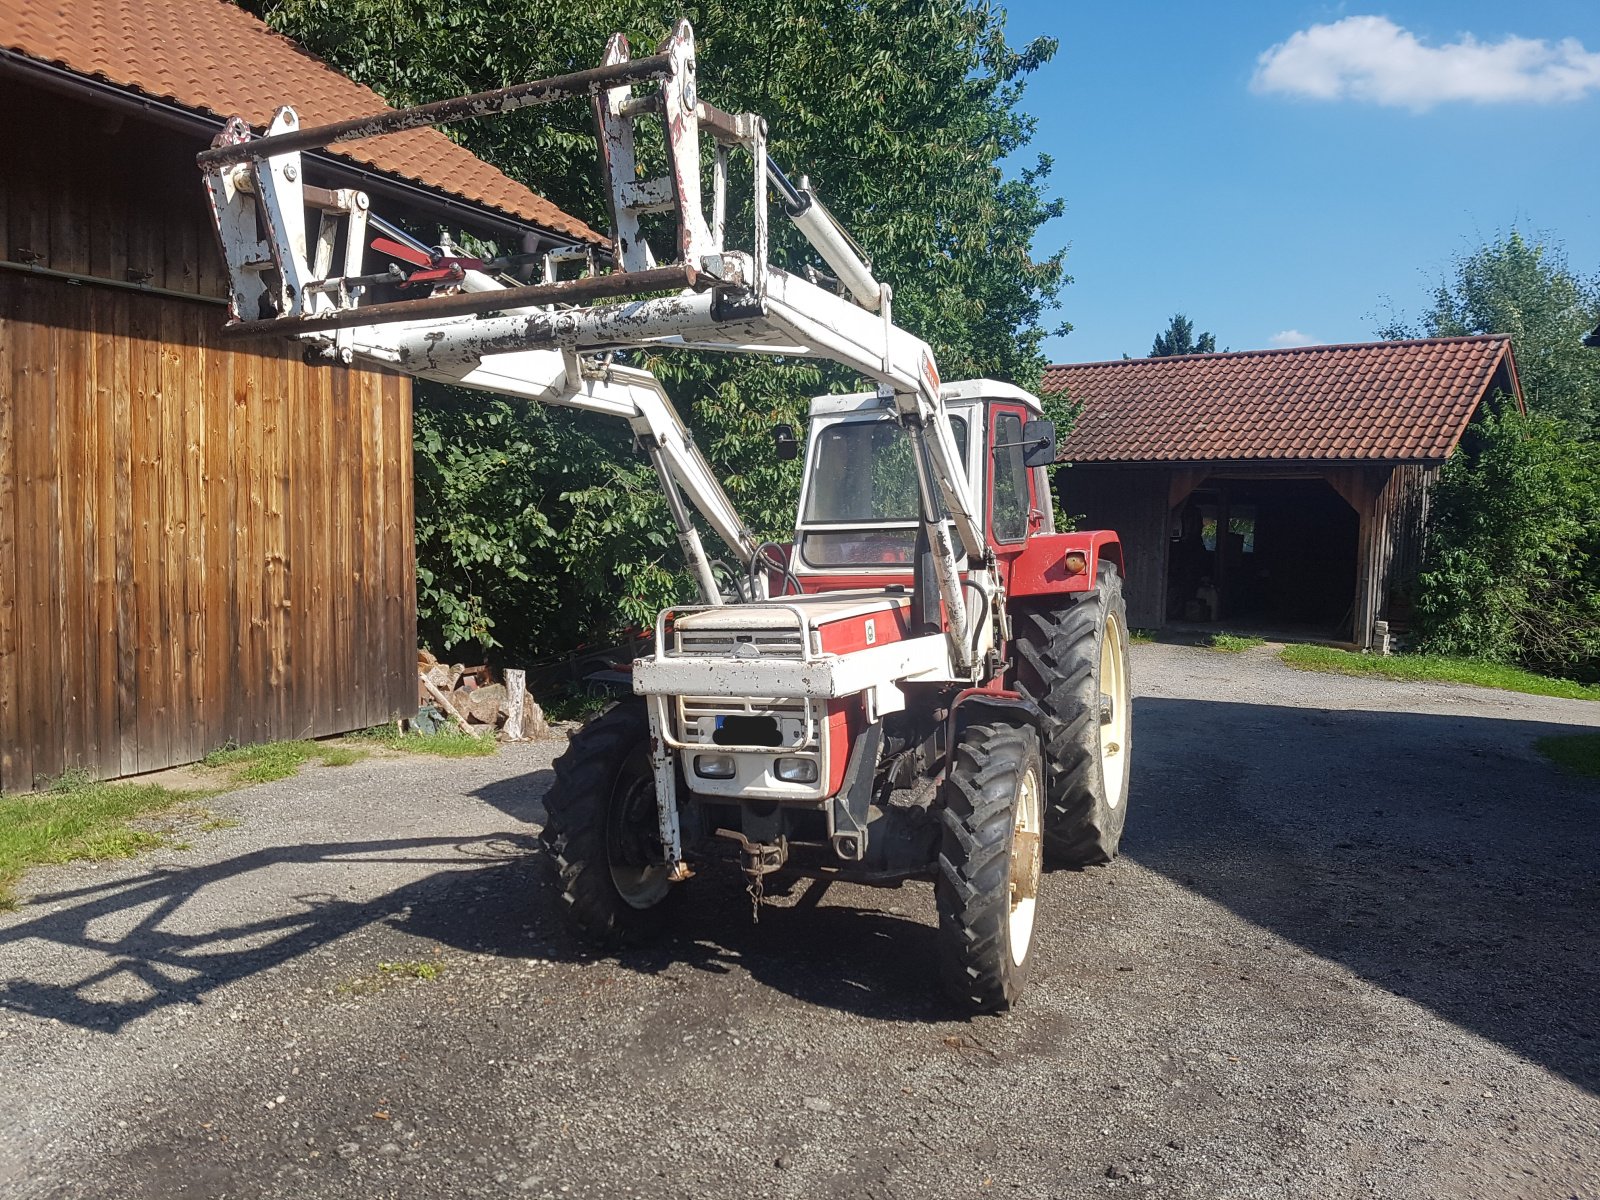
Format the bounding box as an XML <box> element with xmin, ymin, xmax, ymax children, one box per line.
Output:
<box><xmin>1008</xmin><ymin>762</ymin><xmax>1043</xmax><ymax>967</ymax></box>
<box><xmin>611</xmin><ymin>859</ymin><xmax>671</xmax><ymax>910</ymax></box>
<box><xmin>1099</xmin><ymin>613</ymin><xmax>1129</xmax><ymax>811</ymax></box>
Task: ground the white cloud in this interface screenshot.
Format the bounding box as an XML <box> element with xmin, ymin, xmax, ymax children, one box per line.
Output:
<box><xmin>1269</xmin><ymin>329</ymin><xmax>1318</xmax><ymax>348</ymax></box>
<box><xmin>1251</xmin><ymin>16</ymin><xmax>1600</xmax><ymax>110</ymax></box>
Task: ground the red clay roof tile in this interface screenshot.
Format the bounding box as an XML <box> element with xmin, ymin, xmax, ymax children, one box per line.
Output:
<box><xmin>1043</xmin><ymin>337</ymin><xmax>1519</xmax><ymax>465</ymax></box>
<box><xmin>0</xmin><ymin>0</ymin><xmax>604</xmax><ymax>244</ymax></box>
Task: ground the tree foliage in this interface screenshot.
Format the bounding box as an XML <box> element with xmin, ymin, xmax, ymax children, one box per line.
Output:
<box><xmin>255</xmin><ymin>0</ymin><xmax>1070</xmax><ymax>662</ymax></box>
<box><xmin>1380</xmin><ymin>231</ymin><xmax>1600</xmax><ymax>426</ymax></box>
<box><xmin>1394</xmin><ymin>231</ymin><xmax>1600</xmax><ymax>679</ymax></box>
<box><xmin>1413</xmin><ymin>406</ymin><xmax>1600</xmax><ymax>679</ymax></box>
<box><xmin>1148</xmin><ymin>313</ymin><xmax>1215</xmax><ymax>358</ymax></box>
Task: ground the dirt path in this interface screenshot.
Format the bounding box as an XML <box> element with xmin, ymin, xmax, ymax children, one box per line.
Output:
<box><xmin>2</xmin><ymin>644</ymin><xmax>1597</xmax><ymax>1199</ymax></box>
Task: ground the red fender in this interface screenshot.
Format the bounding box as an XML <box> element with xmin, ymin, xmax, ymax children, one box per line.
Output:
<box><xmin>1006</xmin><ymin>530</ymin><xmax>1124</xmax><ymax>600</ymax></box>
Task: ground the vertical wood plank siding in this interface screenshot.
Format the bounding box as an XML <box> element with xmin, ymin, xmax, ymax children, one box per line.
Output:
<box><xmin>1057</xmin><ymin>465</ymin><xmax>1173</xmax><ymax>629</ymax></box>
<box><xmin>0</xmin><ymin>272</ymin><xmax>416</xmax><ymax>791</ymax></box>
<box><xmin>1376</xmin><ymin>463</ymin><xmax>1437</xmax><ymax>611</ymax></box>
<box><xmin>0</xmin><ymin>86</ymin><xmax>418</xmax><ymax>791</ymax></box>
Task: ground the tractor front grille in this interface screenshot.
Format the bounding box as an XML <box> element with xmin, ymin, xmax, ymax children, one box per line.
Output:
<box><xmin>671</xmin><ymin>628</ymin><xmax>809</xmax><ymax>659</ymax></box>
<box><xmin>675</xmin><ymin>695</ymin><xmax>815</xmax><ymax>748</ymax></box>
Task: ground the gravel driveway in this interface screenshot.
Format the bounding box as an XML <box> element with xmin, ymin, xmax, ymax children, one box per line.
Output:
<box><xmin>2</xmin><ymin>642</ymin><xmax>1597</xmax><ymax>1199</ymax></box>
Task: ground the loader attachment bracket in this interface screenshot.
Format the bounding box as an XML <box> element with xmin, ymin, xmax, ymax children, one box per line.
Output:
<box><xmin>829</xmin><ymin>720</ymin><xmax>885</xmax><ymax>862</ymax></box>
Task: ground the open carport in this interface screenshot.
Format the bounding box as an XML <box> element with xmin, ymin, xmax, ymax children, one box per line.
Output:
<box><xmin>1047</xmin><ymin>336</ymin><xmax>1524</xmax><ymax>647</ymax></box>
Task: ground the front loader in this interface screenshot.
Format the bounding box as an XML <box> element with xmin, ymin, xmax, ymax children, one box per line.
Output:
<box><xmin>195</xmin><ymin>19</ymin><xmax>1131</xmax><ymax>1012</ymax></box>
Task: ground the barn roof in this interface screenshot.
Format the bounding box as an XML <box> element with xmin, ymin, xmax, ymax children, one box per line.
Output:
<box><xmin>1043</xmin><ymin>336</ymin><xmax>1521</xmax><ymax>465</ymax></box>
<box><xmin>0</xmin><ymin>0</ymin><xmax>604</xmax><ymax>245</ymax></box>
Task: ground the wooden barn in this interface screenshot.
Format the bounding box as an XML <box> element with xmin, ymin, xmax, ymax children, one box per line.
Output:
<box><xmin>1046</xmin><ymin>337</ymin><xmax>1524</xmax><ymax>649</ymax></box>
<box><xmin>0</xmin><ymin>0</ymin><xmax>601</xmax><ymax>792</ymax></box>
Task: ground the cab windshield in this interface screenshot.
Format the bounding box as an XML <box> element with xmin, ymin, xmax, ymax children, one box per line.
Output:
<box><xmin>798</xmin><ymin>415</ymin><xmax>968</xmax><ymax>567</ymax></box>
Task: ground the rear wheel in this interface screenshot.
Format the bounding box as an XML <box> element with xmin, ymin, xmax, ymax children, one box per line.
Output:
<box><xmin>1013</xmin><ymin>561</ymin><xmax>1132</xmax><ymax>865</ymax></box>
<box><xmin>935</xmin><ymin>722</ymin><xmax>1045</xmax><ymax>1013</ymax></box>
<box><xmin>541</xmin><ymin>702</ymin><xmax>676</xmax><ymax>946</ymax></box>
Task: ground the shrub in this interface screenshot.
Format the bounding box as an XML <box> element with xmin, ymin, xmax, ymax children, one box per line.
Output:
<box><xmin>1414</xmin><ymin>404</ymin><xmax>1600</xmax><ymax>680</ymax></box>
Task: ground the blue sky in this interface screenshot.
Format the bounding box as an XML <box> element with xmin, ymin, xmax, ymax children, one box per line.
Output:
<box><xmin>998</xmin><ymin>2</ymin><xmax>1600</xmax><ymax>364</ymax></box>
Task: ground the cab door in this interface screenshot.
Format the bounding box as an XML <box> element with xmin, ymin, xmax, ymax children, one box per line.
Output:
<box><xmin>986</xmin><ymin>402</ymin><xmax>1040</xmax><ymax>563</ymax></box>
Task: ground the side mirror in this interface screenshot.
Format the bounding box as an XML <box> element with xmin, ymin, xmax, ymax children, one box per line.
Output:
<box><xmin>1021</xmin><ymin>418</ymin><xmax>1057</xmax><ymax>468</ymax></box>
<box><xmin>772</xmin><ymin>423</ymin><xmax>800</xmax><ymax>461</ymax></box>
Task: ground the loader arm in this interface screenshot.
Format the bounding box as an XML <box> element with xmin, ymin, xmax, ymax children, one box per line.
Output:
<box><xmin>196</xmin><ymin>17</ymin><xmax>988</xmax><ymax>668</ymax></box>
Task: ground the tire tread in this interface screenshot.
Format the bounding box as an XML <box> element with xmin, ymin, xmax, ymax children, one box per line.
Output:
<box><xmin>1012</xmin><ymin>563</ymin><xmax>1131</xmax><ymax>866</ymax></box>
<box><xmin>935</xmin><ymin>722</ymin><xmax>1040</xmax><ymax>1013</ymax></box>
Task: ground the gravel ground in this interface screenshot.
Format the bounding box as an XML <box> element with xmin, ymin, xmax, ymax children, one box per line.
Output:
<box><xmin>1</xmin><ymin>642</ymin><xmax>1597</xmax><ymax>1200</ymax></box>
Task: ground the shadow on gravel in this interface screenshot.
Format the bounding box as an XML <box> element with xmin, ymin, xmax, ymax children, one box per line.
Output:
<box><xmin>459</xmin><ymin>768</ymin><xmax>959</xmax><ymax>1021</ymax></box>
<box><xmin>1126</xmin><ymin>695</ymin><xmax>1600</xmax><ymax>1094</ymax></box>
<box><xmin>470</xmin><ymin>770</ymin><xmax>555</xmax><ymax>825</ymax></box>
<box><xmin>0</xmin><ymin>834</ymin><xmax>538</xmax><ymax>1032</ymax></box>
<box><xmin>0</xmin><ymin>831</ymin><xmax>953</xmax><ymax>1031</ymax></box>
<box><xmin>404</xmin><ymin>864</ymin><xmax>958</xmax><ymax>1024</ymax></box>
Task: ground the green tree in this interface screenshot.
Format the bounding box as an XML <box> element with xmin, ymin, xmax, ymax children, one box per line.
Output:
<box><xmin>255</xmin><ymin>0</ymin><xmax>1070</xmax><ymax>661</ymax></box>
<box><xmin>1394</xmin><ymin>232</ymin><xmax>1600</xmax><ymax>678</ymax></box>
<box><xmin>1380</xmin><ymin>231</ymin><xmax>1600</xmax><ymax>426</ymax></box>
<box><xmin>1412</xmin><ymin>406</ymin><xmax>1600</xmax><ymax>678</ymax></box>
<box><xmin>1149</xmin><ymin>313</ymin><xmax>1216</xmax><ymax>357</ymax></box>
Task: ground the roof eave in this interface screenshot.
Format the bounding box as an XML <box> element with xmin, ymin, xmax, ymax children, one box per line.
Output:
<box><xmin>1055</xmin><ymin>455</ymin><xmax>1453</xmax><ymax>469</ymax></box>
<box><xmin>0</xmin><ymin>49</ymin><xmax>603</xmax><ymax>250</ymax></box>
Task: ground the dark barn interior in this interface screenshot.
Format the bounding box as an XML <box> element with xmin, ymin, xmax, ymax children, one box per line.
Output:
<box><xmin>1168</xmin><ymin>478</ymin><xmax>1359</xmax><ymax>637</ymax></box>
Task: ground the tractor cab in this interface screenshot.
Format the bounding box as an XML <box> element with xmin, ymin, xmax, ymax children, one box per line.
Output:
<box><xmin>792</xmin><ymin>380</ymin><xmax>1057</xmax><ymax>583</ymax></box>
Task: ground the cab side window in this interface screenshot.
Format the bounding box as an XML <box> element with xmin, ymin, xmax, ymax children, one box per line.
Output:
<box><xmin>990</xmin><ymin>410</ymin><xmax>1030</xmax><ymax>543</ymax></box>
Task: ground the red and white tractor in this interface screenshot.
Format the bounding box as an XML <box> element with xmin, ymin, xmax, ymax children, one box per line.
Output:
<box><xmin>196</xmin><ymin>19</ymin><xmax>1131</xmax><ymax>1011</ymax></box>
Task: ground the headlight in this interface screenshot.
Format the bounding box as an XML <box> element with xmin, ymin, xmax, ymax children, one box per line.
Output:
<box><xmin>694</xmin><ymin>754</ymin><xmax>736</xmax><ymax>779</ymax></box>
<box><xmin>774</xmin><ymin>756</ymin><xmax>818</xmax><ymax>784</ymax></box>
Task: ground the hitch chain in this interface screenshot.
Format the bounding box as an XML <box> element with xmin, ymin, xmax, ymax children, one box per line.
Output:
<box><xmin>714</xmin><ymin>828</ymin><xmax>786</xmax><ymax>924</ymax></box>
<box><xmin>747</xmin><ymin>869</ymin><xmax>764</xmax><ymax>924</ymax></box>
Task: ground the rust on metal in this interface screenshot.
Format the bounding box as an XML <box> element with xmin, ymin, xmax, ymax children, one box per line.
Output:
<box><xmin>196</xmin><ymin>52</ymin><xmax>674</xmax><ymax>169</ymax></box>
<box><xmin>220</xmin><ymin>263</ymin><xmax>700</xmax><ymax>337</ymax></box>
<box><xmin>693</xmin><ymin>99</ymin><xmax>749</xmax><ymax>145</ymax></box>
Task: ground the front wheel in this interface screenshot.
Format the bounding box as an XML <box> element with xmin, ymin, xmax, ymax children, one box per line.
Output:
<box><xmin>541</xmin><ymin>702</ymin><xmax>676</xmax><ymax>946</ymax></box>
<box><xmin>935</xmin><ymin>722</ymin><xmax>1045</xmax><ymax>1013</ymax></box>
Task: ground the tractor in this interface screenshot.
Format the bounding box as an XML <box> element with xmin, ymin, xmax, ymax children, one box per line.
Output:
<box><xmin>195</xmin><ymin>19</ymin><xmax>1130</xmax><ymax>1011</ymax></box>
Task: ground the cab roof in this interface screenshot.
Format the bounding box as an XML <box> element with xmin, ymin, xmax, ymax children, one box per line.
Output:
<box><xmin>808</xmin><ymin>378</ymin><xmax>1044</xmax><ymax>418</ymax></box>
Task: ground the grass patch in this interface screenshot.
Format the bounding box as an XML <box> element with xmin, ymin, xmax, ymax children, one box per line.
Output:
<box><xmin>202</xmin><ymin>739</ymin><xmax>368</xmax><ymax>783</ymax></box>
<box><xmin>1208</xmin><ymin>632</ymin><xmax>1266</xmax><ymax>653</ymax></box>
<box><xmin>1279</xmin><ymin>644</ymin><xmax>1600</xmax><ymax>702</ymax></box>
<box><xmin>338</xmin><ymin>957</ymin><xmax>446</xmax><ymax>996</ymax></box>
<box><xmin>3</xmin><ymin>728</ymin><xmax>499</xmax><ymax>908</ymax></box>
<box><xmin>353</xmin><ymin>726</ymin><xmax>498</xmax><ymax>758</ymax></box>
<box><xmin>1536</xmin><ymin>733</ymin><xmax>1600</xmax><ymax>777</ymax></box>
<box><xmin>0</xmin><ymin>771</ymin><xmax>206</xmax><ymax>908</ymax></box>
<box><xmin>1128</xmin><ymin>628</ymin><xmax>1157</xmax><ymax>645</ymax></box>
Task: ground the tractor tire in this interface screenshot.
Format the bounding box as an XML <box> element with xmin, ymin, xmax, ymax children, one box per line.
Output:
<box><xmin>1012</xmin><ymin>561</ymin><xmax>1132</xmax><ymax>867</ymax></box>
<box><xmin>541</xmin><ymin>701</ymin><xmax>677</xmax><ymax>947</ymax></box>
<box><xmin>934</xmin><ymin>722</ymin><xmax>1045</xmax><ymax>1013</ymax></box>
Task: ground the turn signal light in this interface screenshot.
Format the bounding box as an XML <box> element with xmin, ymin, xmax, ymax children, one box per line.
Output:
<box><xmin>1063</xmin><ymin>551</ymin><xmax>1088</xmax><ymax>574</ymax></box>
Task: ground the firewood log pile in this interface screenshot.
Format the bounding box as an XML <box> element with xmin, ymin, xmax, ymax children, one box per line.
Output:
<box><xmin>414</xmin><ymin>650</ymin><xmax>549</xmax><ymax>739</ymax></box>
